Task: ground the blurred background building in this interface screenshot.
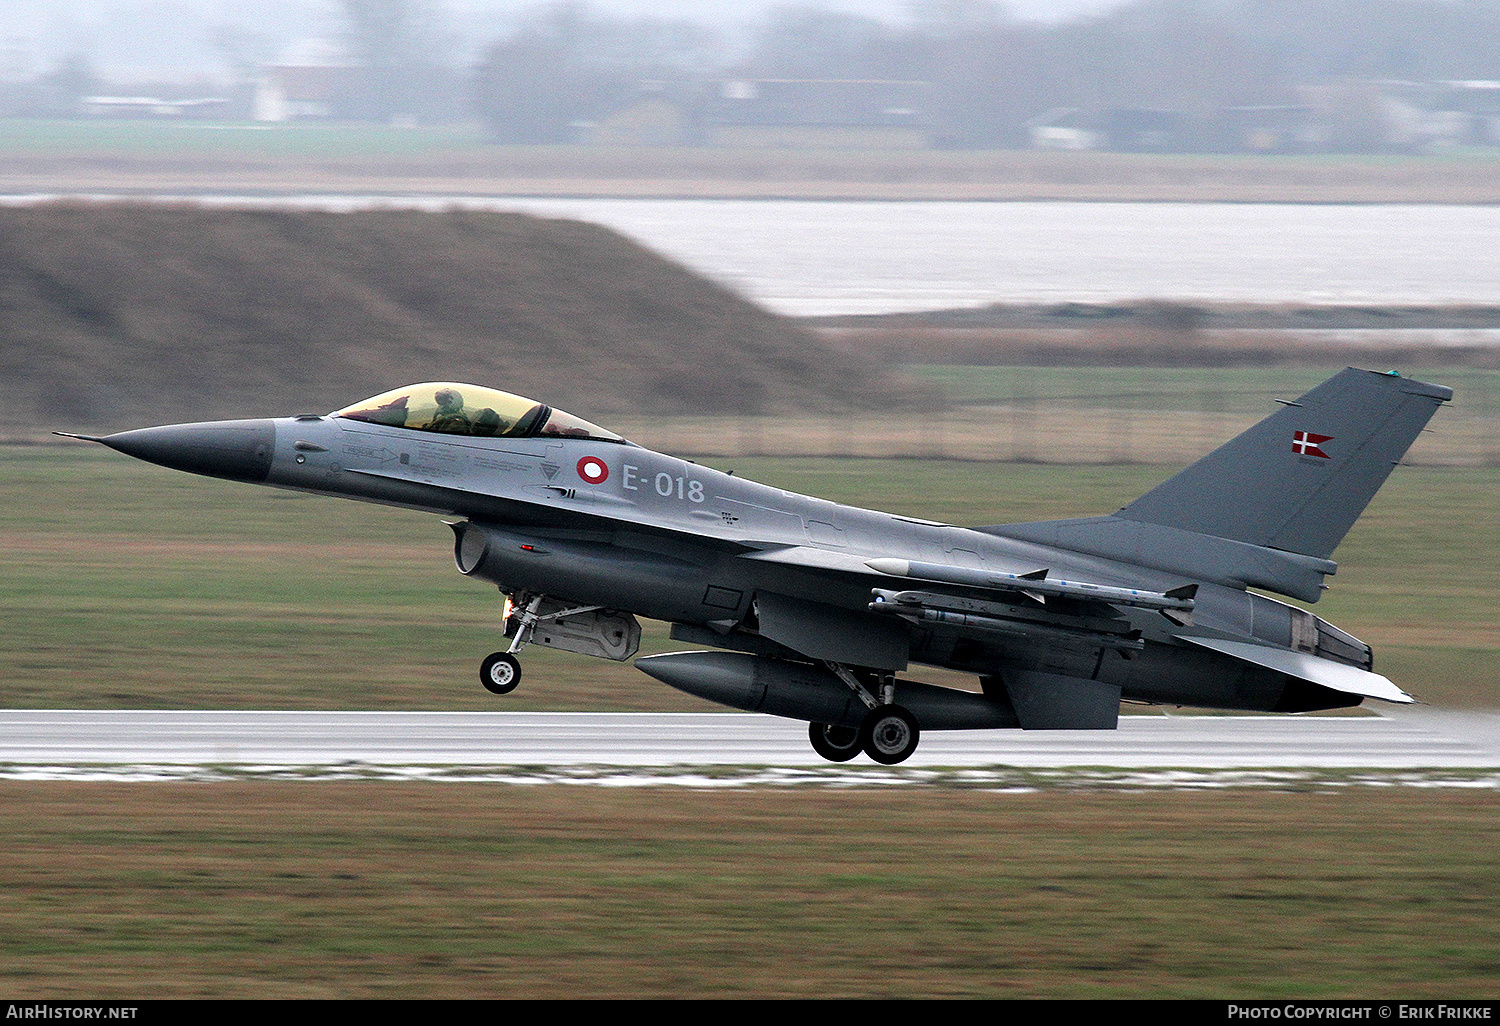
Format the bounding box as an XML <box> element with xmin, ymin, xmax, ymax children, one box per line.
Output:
<box><xmin>0</xmin><ymin>1</ymin><xmax>1498</xmax><ymax>154</ymax></box>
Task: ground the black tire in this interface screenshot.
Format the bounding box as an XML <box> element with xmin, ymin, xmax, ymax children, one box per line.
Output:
<box><xmin>480</xmin><ymin>652</ymin><xmax>522</xmax><ymax>695</ymax></box>
<box><xmin>859</xmin><ymin>704</ymin><xmax>920</xmax><ymax>765</ymax></box>
<box><xmin>808</xmin><ymin>721</ymin><xmax>863</xmax><ymax>763</ymax></box>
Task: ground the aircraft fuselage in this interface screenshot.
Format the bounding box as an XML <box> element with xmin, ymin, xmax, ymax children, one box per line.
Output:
<box><xmin>98</xmin><ymin>410</ymin><xmax>1370</xmax><ymax>717</ymax></box>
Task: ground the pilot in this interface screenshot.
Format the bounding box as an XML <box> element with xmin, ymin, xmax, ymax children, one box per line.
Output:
<box><xmin>430</xmin><ymin>388</ymin><xmax>471</xmax><ymax>434</ymax></box>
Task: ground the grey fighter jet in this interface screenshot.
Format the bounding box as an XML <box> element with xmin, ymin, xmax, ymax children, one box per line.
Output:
<box><xmin>60</xmin><ymin>369</ymin><xmax>1450</xmax><ymax>764</ymax></box>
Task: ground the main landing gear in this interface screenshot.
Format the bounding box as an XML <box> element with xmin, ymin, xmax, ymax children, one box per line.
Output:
<box><xmin>808</xmin><ymin>705</ymin><xmax>921</xmax><ymax>765</ymax></box>
<box><xmin>808</xmin><ymin>722</ymin><xmax>861</xmax><ymax>762</ymax></box>
<box><xmin>859</xmin><ymin>704</ymin><xmax>920</xmax><ymax>765</ymax></box>
<box><xmin>811</xmin><ymin>663</ymin><xmax>922</xmax><ymax>765</ymax></box>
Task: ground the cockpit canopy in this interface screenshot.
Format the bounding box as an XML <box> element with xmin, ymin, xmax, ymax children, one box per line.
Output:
<box><xmin>335</xmin><ymin>383</ymin><xmax>626</xmax><ymax>443</ymax></box>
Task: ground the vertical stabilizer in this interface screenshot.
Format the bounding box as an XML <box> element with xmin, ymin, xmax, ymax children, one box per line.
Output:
<box><xmin>1116</xmin><ymin>369</ymin><xmax>1451</xmax><ymax>559</ymax></box>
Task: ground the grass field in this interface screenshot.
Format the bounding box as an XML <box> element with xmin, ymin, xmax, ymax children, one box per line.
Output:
<box><xmin>0</xmin><ymin>120</ymin><xmax>482</xmax><ymax>158</ymax></box>
<box><xmin>5</xmin><ymin>119</ymin><xmax>1500</xmax><ymax>202</ymax></box>
<box><xmin>618</xmin><ymin>365</ymin><xmax>1500</xmax><ymax>465</ymax></box>
<box><xmin>2</xmin><ymin>166</ymin><xmax>1495</xmax><ymax>997</ymax></box>
<box><xmin>0</xmin><ymin>784</ymin><xmax>1494</xmax><ymax>999</ymax></box>
<box><xmin>3</xmin><ymin>440</ymin><xmax>1498</xmax><ymax>999</ymax></box>
<box><xmin>3</xmin><ymin>440</ymin><xmax>1496</xmax><ymax>711</ymax></box>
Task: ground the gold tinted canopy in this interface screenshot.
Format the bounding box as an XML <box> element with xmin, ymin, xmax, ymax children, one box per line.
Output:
<box><xmin>335</xmin><ymin>383</ymin><xmax>624</xmax><ymax>442</ymax></box>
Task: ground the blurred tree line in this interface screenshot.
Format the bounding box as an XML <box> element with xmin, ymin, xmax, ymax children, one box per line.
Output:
<box><xmin>467</xmin><ymin>0</ymin><xmax>1500</xmax><ymax>149</ymax></box>
<box><xmin>10</xmin><ymin>0</ymin><xmax>1500</xmax><ymax>151</ymax></box>
<box><xmin>338</xmin><ymin>0</ymin><xmax>464</xmax><ymax>124</ymax></box>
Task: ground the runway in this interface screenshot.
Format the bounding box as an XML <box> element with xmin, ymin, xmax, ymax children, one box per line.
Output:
<box><xmin>1</xmin><ymin>708</ymin><xmax>1497</xmax><ymax>785</ymax></box>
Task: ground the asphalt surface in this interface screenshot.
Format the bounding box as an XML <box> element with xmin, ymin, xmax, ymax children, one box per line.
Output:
<box><xmin>1</xmin><ymin>707</ymin><xmax>1497</xmax><ymax>771</ymax></box>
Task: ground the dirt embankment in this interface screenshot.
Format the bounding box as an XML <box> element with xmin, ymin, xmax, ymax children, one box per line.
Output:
<box><xmin>0</xmin><ymin>203</ymin><xmax>929</xmax><ymax>435</ymax></box>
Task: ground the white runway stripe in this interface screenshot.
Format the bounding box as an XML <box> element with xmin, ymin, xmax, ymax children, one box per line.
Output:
<box><xmin>1</xmin><ymin>709</ymin><xmax>1497</xmax><ymax>771</ymax></box>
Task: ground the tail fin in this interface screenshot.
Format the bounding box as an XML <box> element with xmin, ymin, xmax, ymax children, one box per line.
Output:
<box><xmin>1117</xmin><ymin>368</ymin><xmax>1451</xmax><ymax>559</ymax></box>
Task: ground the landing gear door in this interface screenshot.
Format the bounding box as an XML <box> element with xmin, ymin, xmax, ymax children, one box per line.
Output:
<box><xmin>519</xmin><ymin>599</ymin><xmax>642</xmax><ymax>662</ymax></box>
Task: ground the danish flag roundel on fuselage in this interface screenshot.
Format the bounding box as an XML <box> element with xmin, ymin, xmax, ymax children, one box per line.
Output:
<box><xmin>577</xmin><ymin>456</ymin><xmax>609</xmax><ymax>485</ymax></box>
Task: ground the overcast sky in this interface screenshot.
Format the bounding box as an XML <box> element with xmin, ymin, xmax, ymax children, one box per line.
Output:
<box><xmin>0</xmin><ymin>1</ymin><xmax>1130</xmax><ymax>83</ymax></box>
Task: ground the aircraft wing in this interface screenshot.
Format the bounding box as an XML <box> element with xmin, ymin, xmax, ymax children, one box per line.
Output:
<box><xmin>864</xmin><ymin>557</ymin><xmax>1198</xmax><ymax>617</ymax></box>
<box><xmin>737</xmin><ymin>546</ymin><xmax>1196</xmax><ymax>619</ymax></box>
<box><xmin>733</xmin><ymin>543</ymin><xmax>1187</xmax><ymax>674</ymax></box>
<box><xmin>737</xmin><ymin>545</ymin><xmax>1403</xmax><ymax>709</ymax></box>
<box><xmin>736</xmin><ymin>544</ymin><xmax>891</xmax><ymax>576</ymax></box>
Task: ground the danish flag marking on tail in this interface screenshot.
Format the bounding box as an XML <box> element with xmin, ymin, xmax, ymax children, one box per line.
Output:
<box><xmin>1292</xmin><ymin>431</ymin><xmax>1333</xmax><ymax>458</ymax></box>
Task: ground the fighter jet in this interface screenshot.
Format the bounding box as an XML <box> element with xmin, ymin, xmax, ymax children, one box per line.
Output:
<box><xmin>60</xmin><ymin>369</ymin><xmax>1450</xmax><ymax>764</ymax></box>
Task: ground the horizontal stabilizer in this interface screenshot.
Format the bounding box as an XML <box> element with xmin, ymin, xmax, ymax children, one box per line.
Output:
<box><xmin>1182</xmin><ymin>636</ymin><xmax>1413</xmax><ymax>704</ymax></box>
<box><xmin>980</xmin><ymin>516</ymin><xmax>1337</xmax><ymax>602</ymax></box>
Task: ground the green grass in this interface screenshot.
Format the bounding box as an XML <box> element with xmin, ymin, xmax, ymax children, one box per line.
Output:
<box><xmin>0</xmin><ymin>119</ymin><xmax>490</xmax><ymax>158</ymax></box>
<box><xmin>0</xmin><ymin>784</ymin><xmax>1493</xmax><ymax>998</ymax></box>
<box><xmin>3</xmin><ymin>444</ymin><xmax>1497</xmax><ymax>710</ymax></box>
<box><xmin>913</xmin><ymin>364</ymin><xmax>1500</xmax><ymax>413</ymax></box>
<box><xmin>2</xmin><ymin>445</ymin><xmax>1496</xmax><ymax>1000</ymax></box>
<box><xmin>4</xmin><ymin>119</ymin><xmax>1498</xmax><ymax>169</ymax></box>
<box><xmin>617</xmin><ymin>365</ymin><xmax>1500</xmax><ymax>465</ymax></box>
<box><xmin>5</xmin><ymin>121</ymin><xmax>1500</xmax><ymax>204</ymax></box>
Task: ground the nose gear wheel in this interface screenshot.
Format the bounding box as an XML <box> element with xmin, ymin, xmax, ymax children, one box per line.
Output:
<box><xmin>480</xmin><ymin>652</ymin><xmax>522</xmax><ymax>694</ymax></box>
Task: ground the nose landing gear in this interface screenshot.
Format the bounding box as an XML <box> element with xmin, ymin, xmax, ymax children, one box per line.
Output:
<box><xmin>476</xmin><ymin>591</ymin><xmax>642</xmax><ymax>696</ymax></box>
<box><xmin>480</xmin><ymin>651</ymin><xmax>522</xmax><ymax>694</ymax></box>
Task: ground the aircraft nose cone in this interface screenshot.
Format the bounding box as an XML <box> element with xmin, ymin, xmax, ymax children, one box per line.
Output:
<box><xmin>99</xmin><ymin>419</ymin><xmax>276</xmax><ymax>483</ymax></box>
